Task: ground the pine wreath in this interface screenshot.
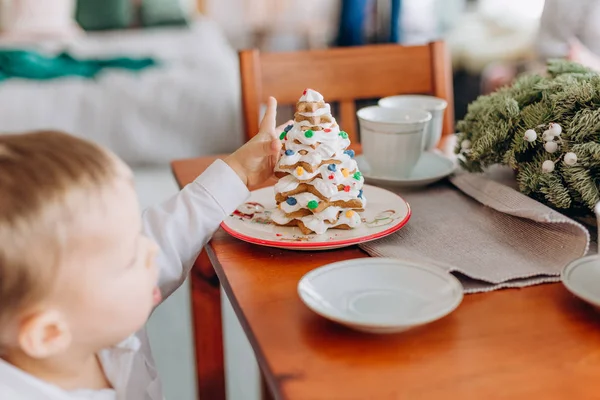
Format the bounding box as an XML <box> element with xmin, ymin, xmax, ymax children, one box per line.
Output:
<box><xmin>456</xmin><ymin>60</ymin><xmax>600</xmax><ymax>215</ymax></box>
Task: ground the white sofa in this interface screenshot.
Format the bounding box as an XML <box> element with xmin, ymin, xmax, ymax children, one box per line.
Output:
<box><xmin>0</xmin><ymin>16</ymin><xmax>244</xmax><ymax>166</ymax></box>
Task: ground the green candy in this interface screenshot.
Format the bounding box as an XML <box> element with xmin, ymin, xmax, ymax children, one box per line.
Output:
<box><xmin>279</xmin><ymin>131</ymin><xmax>286</xmax><ymax>140</ymax></box>
<box><xmin>307</xmin><ymin>200</ymin><xmax>318</xmax><ymax>210</ymax></box>
<box><xmin>353</xmin><ymin>171</ymin><xmax>362</xmax><ymax>180</ymax></box>
<box><xmin>304</xmin><ymin>130</ymin><xmax>314</xmax><ymax>138</ymax></box>
<box><xmin>339</xmin><ymin>131</ymin><xmax>348</xmax><ymax>139</ymax></box>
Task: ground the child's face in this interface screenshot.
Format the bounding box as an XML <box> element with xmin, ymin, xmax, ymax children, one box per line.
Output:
<box><xmin>50</xmin><ymin>177</ymin><xmax>160</xmax><ymax>351</ymax></box>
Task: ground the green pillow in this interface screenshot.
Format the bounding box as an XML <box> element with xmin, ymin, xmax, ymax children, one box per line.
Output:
<box><xmin>140</xmin><ymin>0</ymin><xmax>189</xmax><ymax>27</ymax></box>
<box><xmin>76</xmin><ymin>0</ymin><xmax>133</xmax><ymax>31</ymax></box>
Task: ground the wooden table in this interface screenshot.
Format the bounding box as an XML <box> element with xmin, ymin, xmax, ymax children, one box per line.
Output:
<box><xmin>171</xmin><ymin>156</ymin><xmax>600</xmax><ymax>400</ymax></box>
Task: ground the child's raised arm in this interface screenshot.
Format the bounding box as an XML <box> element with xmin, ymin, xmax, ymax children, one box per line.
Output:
<box><xmin>142</xmin><ymin>97</ymin><xmax>290</xmax><ymax>300</ymax></box>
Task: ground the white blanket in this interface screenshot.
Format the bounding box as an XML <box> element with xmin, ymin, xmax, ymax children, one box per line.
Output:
<box><xmin>0</xmin><ymin>17</ymin><xmax>243</xmax><ymax>166</ymax></box>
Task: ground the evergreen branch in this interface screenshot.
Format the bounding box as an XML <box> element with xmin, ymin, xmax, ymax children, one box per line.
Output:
<box><xmin>456</xmin><ymin>59</ymin><xmax>600</xmax><ymax>214</ymax></box>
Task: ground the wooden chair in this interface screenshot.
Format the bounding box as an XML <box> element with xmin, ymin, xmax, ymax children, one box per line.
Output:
<box><xmin>189</xmin><ymin>41</ymin><xmax>454</xmax><ymax>400</ymax></box>
<box><xmin>239</xmin><ymin>41</ymin><xmax>454</xmax><ymax>144</ymax></box>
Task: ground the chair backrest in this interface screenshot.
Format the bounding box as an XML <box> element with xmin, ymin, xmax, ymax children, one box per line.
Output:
<box><xmin>239</xmin><ymin>41</ymin><xmax>454</xmax><ymax>146</ymax></box>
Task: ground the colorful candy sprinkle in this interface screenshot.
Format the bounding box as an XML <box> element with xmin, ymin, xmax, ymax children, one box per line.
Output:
<box><xmin>305</xmin><ymin>130</ymin><xmax>314</xmax><ymax>138</ymax></box>
<box><xmin>296</xmin><ymin>166</ymin><xmax>304</xmax><ymax>176</ymax></box>
<box><xmin>285</xmin><ymin>149</ymin><xmax>294</xmax><ymax>156</ymax></box>
<box><xmin>284</xmin><ymin>124</ymin><xmax>293</xmax><ymax>132</ymax></box>
<box><xmin>344</xmin><ymin>150</ymin><xmax>355</xmax><ymax>158</ymax></box>
<box><xmin>353</xmin><ymin>171</ymin><xmax>362</xmax><ymax>180</ymax></box>
<box><xmin>328</xmin><ymin>174</ymin><xmax>335</xmax><ymax>180</ymax></box>
<box><xmin>303</xmin><ymin>89</ymin><xmax>307</xmax><ymax>95</ymax></box>
<box><xmin>339</xmin><ymin>131</ymin><xmax>348</xmax><ymax>139</ymax></box>
<box><xmin>345</xmin><ymin>210</ymin><xmax>355</xmax><ymax>218</ymax></box>
<box><xmin>324</xmin><ymin>128</ymin><xmax>331</xmax><ymax>133</ymax></box>
<box><xmin>344</xmin><ymin>185</ymin><xmax>351</xmax><ymax>192</ymax></box>
<box><xmin>279</xmin><ymin>132</ymin><xmax>286</xmax><ymax>140</ymax></box>
<box><xmin>341</xmin><ymin>168</ymin><xmax>349</xmax><ymax>178</ymax></box>
<box><xmin>358</xmin><ymin>189</ymin><xmax>363</xmax><ymax>199</ymax></box>
<box><xmin>327</xmin><ymin>164</ymin><xmax>337</xmax><ymax>171</ymax></box>
<box><xmin>286</xmin><ymin>197</ymin><xmax>297</xmax><ymax>206</ymax></box>
<box><xmin>307</xmin><ymin>200</ymin><xmax>318</xmax><ymax>210</ymax></box>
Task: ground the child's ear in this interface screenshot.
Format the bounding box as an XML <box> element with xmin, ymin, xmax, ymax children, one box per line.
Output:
<box><xmin>18</xmin><ymin>310</ymin><xmax>71</xmax><ymax>358</ymax></box>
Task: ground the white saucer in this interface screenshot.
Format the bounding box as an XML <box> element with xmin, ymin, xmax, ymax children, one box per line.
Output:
<box><xmin>561</xmin><ymin>255</ymin><xmax>600</xmax><ymax>309</ymax></box>
<box><xmin>297</xmin><ymin>258</ymin><xmax>463</xmax><ymax>334</ymax></box>
<box><xmin>356</xmin><ymin>152</ymin><xmax>456</xmax><ymax>188</ymax></box>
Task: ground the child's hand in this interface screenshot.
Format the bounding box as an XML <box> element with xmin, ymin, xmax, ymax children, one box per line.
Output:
<box><xmin>225</xmin><ymin>97</ymin><xmax>292</xmax><ymax>188</ymax></box>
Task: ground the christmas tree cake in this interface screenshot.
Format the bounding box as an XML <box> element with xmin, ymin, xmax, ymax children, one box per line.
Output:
<box><xmin>271</xmin><ymin>89</ymin><xmax>367</xmax><ymax>234</ymax></box>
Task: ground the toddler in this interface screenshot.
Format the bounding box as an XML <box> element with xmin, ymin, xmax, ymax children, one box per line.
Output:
<box><xmin>0</xmin><ymin>98</ymin><xmax>286</xmax><ymax>399</ymax></box>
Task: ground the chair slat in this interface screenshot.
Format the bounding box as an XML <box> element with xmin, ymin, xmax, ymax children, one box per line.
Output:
<box><xmin>339</xmin><ymin>100</ymin><xmax>358</xmax><ymax>144</ymax></box>
<box><xmin>430</xmin><ymin>41</ymin><xmax>455</xmax><ymax>136</ymax></box>
<box><xmin>239</xmin><ymin>49</ymin><xmax>262</xmax><ymax>139</ymax></box>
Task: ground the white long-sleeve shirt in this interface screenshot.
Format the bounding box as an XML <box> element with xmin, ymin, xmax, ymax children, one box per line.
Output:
<box><xmin>0</xmin><ymin>160</ymin><xmax>250</xmax><ymax>399</ymax></box>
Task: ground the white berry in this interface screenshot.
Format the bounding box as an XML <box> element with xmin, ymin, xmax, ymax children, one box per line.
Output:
<box><xmin>542</xmin><ymin>160</ymin><xmax>555</xmax><ymax>173</ymax></box>
<box><xmin>524</xmin><ymin>129</ymin><xmax>537</xmax><ymax>142</ymax></box>
<box><xmin>542</xmin><ymin>130</ymin><xmax>554</xmax><ymax>142</ymax></box>
<box><xmin>549</xmin><ymin>123</ymin><xmax>562</xmax><ymax>136</ymax></box>
<box><xmin>564</xmin><ymin>152</ymin><xmax>577</xmax><ymax>166</ymax></box>
<box><xmin>461</xmin><ymin>139</ymin><xmax>472</xmax><ymax>150</ymax></box>
<box><xmin>544</xmin><ymin>141</ymin><xmax>558</xmax><ymax>153</ymax></box>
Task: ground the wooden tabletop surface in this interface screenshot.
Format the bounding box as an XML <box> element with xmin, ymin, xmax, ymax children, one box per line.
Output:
<box><xmin>171</xmin><ymin>155</ymin><xmax>600</xmax><ymax>400</ymax></box>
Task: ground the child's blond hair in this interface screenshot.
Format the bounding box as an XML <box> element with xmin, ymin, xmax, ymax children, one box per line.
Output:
<box><xmin>0</xmin><ymin>131</ymin><xmax>130</xmax><ymax>348</ymax></box>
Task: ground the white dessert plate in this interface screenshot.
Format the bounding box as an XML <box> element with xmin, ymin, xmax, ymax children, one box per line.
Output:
<box><xmin>298</xmin><ymin>258</ymin><xmax>463</xmax><ymax>333</ymax></box>
<box><xmin>221</xmin><ymin>184</ymin><xmax>410</xmax><ymax>250</ymax></box>
<box><xmin>356</xmin><ymin>152</ymin><xmax>456</xmax><ymax>188</ymax></box>
<box><xmin>561</xmin><ymin>255</ymin><xmax>600</xmax><ymax>309</ymax></box>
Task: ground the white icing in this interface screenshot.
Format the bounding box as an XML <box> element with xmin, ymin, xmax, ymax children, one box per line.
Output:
<box><xmin>296</xmin><ymin>120</ymin><xmax>336</xmax><ymax>132</ymax></box>
<box><xmin>271</xmin><ymin>207</ymin><xmax>363</xmax><ymax>235</ymax></box>
<box><xmin>299</xmin><ymin>88</ymin><xmax>324</xmax><ymax>102</ymax></box>
<box><xmin>284</xmin><ymin>141</ymin><xmax>339</xmax><ymax>160</ymax></box>
<box><xmin>275</xmin><ymin>157</ymin><xmax>359</xmax><ymax>183</ymax></box>
<box><xmin>299</xmin><ymin>103</ymin><xmax>331</xmax><ymax>117</ymax></box>
<box><xmin>278</xmin><ymin>185</ymin><xmax>365</xmax><ymax>214</ymax></box>
<box><xmin>310</xmin><ymin>178</ymin><xmax>339</xmax><ymax>198</ymax></box>
<box><xmin>278</xmin><ymin>149</ymin><xmax>323</xmax><ymax>171</ymax></box>
<box><xmin>283</xmin><ymin>126</ymin><xmax>351</xmax><ymax>151</ymax></box>
<box><xmin>274</xmin><ymin>174</ymin><xmax>300</xmax><ymax>193</ymax></box>
<box><xmin>279</xmin><ymin>192</ymin><xmax>320</xmax><ymax>214</ymax></box>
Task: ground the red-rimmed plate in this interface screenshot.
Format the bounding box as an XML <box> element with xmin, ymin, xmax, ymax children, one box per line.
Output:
<box><xmin>221</xmin><ymin>184</ymin><xmax>411</xmax><ymax>250</ymax></box>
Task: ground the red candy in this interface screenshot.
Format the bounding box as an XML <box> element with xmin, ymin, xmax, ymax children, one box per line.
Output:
<box><xmin>303</xmin><ymin>89</ymin><xmax>307</xmax><ymax>95</ymax></box>
<box><xmin>344</xmin><ymin>185</ymin><xmax>350</xmax><ymax>192</ymax></box>
<box><xmin>328</xmin><ymin>174</ymin><xmax>334</xmax><ymax>180</ymax></box>
<box><xmin>324</xmin><ymin>128</ymin><xmax>331</xmax><ymax>133</ymax></box>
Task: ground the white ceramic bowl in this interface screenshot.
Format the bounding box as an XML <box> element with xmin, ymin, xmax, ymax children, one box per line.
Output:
<box><xmin>378</xmin><ymin>95</ymin><xmax>447</xmax><ymax>151</ymax></box>
<box><xmin>357</xmin><ymin>106</ymin><xmax>431</xmax><ymax>179</ymax></box>
<box><xmin>561</xmin><ymin>255</ymin><xmax>600</xmax><ymax>309</ymax></box>
<box><xmin>298</xmin><ymin>258</ymin><xmax>463</xmax><ymax>333</ymax></box>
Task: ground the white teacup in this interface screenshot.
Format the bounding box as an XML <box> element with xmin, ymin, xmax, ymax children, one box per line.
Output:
<box><xmin>357</xmin><ymin>106</ymin><xmax>431</xmax><ymax>179</ymax></box>
<box><xmin>378</xmin><ymin>95</ymin><xmax>447</xmax><ymax>151</ymax></box>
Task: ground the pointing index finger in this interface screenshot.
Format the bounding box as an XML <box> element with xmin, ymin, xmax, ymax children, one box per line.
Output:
<box><xmin>259</xmin><ymin>96</ymin><xmax>277</xmax><ymax>137</ymax></box>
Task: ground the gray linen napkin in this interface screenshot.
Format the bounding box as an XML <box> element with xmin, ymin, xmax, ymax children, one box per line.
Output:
<box><xmin>359</xmin><ymin>168</ymin><xmax>591</xmax><ymax>293</ymax></box>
